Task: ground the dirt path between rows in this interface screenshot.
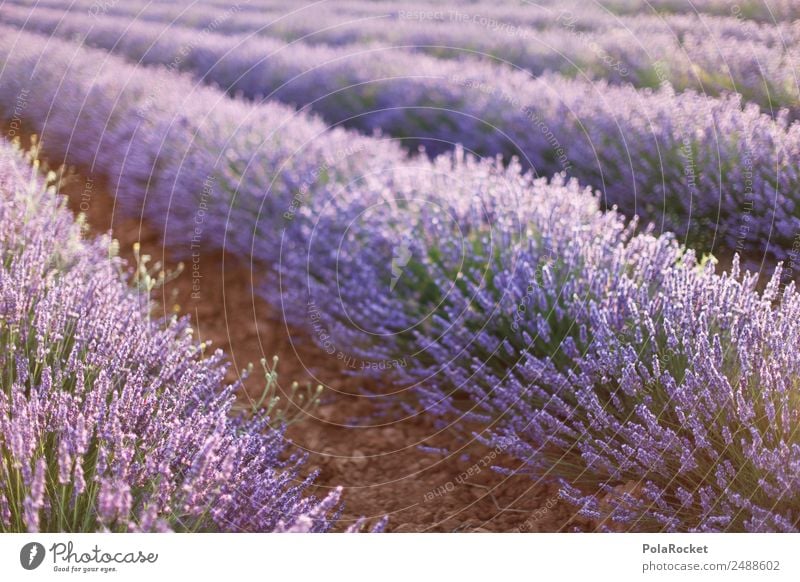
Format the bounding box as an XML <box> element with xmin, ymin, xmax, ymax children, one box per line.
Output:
<box><xmin>24</xmin><ymin>132</ymin><xmax>589</xmax><ymax>532</ymax></box>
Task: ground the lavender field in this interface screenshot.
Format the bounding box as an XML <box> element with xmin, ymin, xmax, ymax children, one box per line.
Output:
<box><xmin>1</xmin><ymin>0</ymin><xmax>799</xmax><ymax>535</ymax></box>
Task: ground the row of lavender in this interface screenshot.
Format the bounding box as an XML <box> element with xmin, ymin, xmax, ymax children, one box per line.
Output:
<box><xmin>9</xmin><ymin>0</ymin><xmax>799</xmax><ymax>116</ymax></box>
<box><xmin>70</xmin><ymin>0</ymin><xmax>800</xmax><ymax>24</ymax></box>
<box><xmin>201</xmin><ymin>0</ymin><xmax>800</xmax><ymax>23</ymax></box>
<box><xmin>5</xmin><ymin>10</ymin><xmax>800</xmax><ymax>264</ymax></box>
<box><xmin>0</xmin><ymin>140</ymin><xmax>344</xmax><ymax>532</ymax></box>
<box><xmin>0</xmin><ymin>26</ymin><xmax>401</xmax><ymax>265</ymax></box>
<box><xmin>294</xmin><ymin>0</ymin><xmax>800</xmax><ymax>22</ymax></box>
<box><xmin>597</xmin><ymin>0</ymin><xmax>800</xmax><ymax>21</ymax></box>
<box><xmin>14</xmin><ymin>0</ymin><xmax>800</xmax><ymax>42</ymax></box>
<box><xmin>3</xmin><ymin>27</ymin><xmax>798</xmax><ymax>531</ymax></box>
<box><xmin>284</xmin><ymin>150</ymin><xmax>800</xmax><ymax>531</ymax></box>
<box><xmin>0</xmin><ymin>0</ymin><xmax>704</xmax><ymax>33</ymax></box>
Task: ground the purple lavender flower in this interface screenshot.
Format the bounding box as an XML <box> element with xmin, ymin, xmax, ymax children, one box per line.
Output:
<box><xmin>0</xmin><ymin>141</ymin><xmax>340</xmax><ymax>532</ymax></box>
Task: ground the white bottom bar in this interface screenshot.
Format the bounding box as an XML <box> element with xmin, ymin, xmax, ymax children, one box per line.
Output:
<box><xmin>1</xmin><ymin>533</ymin><xmax>797</xmax><ymax>581</ymax></box>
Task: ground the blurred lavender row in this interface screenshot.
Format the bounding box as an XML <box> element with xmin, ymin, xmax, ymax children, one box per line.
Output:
<box><xmin>0</xmin><ymin>0</ymin><xmax>649</xmax><ymax>34</ymax></box>
<box><xmin>9</xmin><ymin>0</ymin><xmax>798</xmax><ymax>117</ymax></box>
<box><xmin>596</xmin><ymin>0</ymin><xmax>800</xmax><ymax>21</ymax></box>
<box><xmin>0</xmin><ymin>25</ymin><xmax>402</xmax><ymax>266</ymax></box>
<box><xmin>0</xmin><ymin>140</ymin><xmax>341</xmax><ymax>532</ymax></box>
<box><xmin>12</xmin><ymin>0</ymin><xmax>800</xmax><ymax>39</ymax></box>
<box><xmin>4</xmin><ymin>8</ymin><xmax>799</xmax><ymax>262</ymax></box>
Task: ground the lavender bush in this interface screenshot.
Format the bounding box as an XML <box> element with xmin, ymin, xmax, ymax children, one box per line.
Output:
<box><xmin>0</xmin><ymin>140</ymin><xmax>340</xmax><ymax>532</ymax></box>
<box><xmin>415</xmin><ymin>218</ymin><xmax>800</xmax><ymax>532</ymax></box>
<box><xmin>284</xmin><ymin>149</ymin><xmax>800</xmax><ymax>531</ymax></box>
<box><xmin>550</xmin><ymin>255</ymin><xmax>800</xmax><ymax>532</ymax></box>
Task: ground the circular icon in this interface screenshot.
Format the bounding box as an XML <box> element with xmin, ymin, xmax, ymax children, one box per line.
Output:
<box><xmin>20</xmin><ymin>542</ymin><xmax>46</xmax><ymax>570</ymax></box>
